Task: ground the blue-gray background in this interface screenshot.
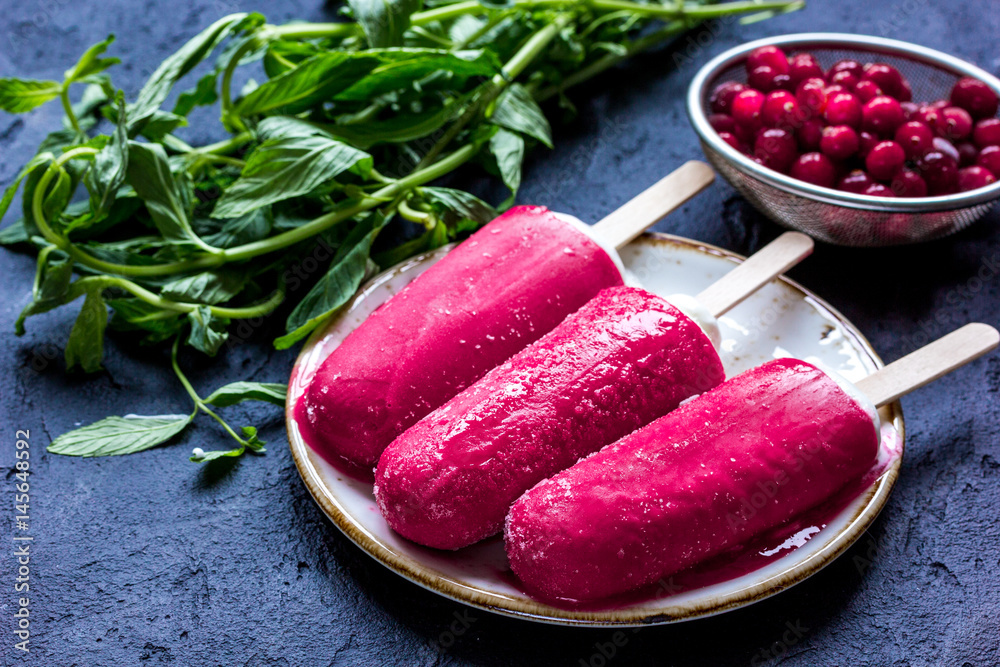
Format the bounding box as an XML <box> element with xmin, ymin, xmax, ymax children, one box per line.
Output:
<box><xmin>1</xmin><ymin>1</ymin><xmax>998</xmax><ymax>665</ymax></box>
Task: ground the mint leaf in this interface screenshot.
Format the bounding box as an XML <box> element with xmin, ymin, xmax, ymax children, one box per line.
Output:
<box><xmin>48</xmin><ymin>414</ymin><xmax>193</xmax><ymax>456</ymax></box>
<box><xmin>161</xmin><ymin>270</ymin><xmax>248</xmax><ymax>305</ymax></box>
<box><xmin>85</xmin><ymin>93</ymin><xmax>129</xmax><ymax>221</ymax></box>
<box><xmin>187</xmin><ymin>306</ymin><xmax>229</xmax><ymax>356</ymax></box>
<box><xmin>420</xmin><ymin>186</ymin><xmax>498</xmax><ymax>226</ymax></box>
<box><xmin>125</xmin><ymin>141</ymin><xmax>201</xmax><ymax>245</ymax></box>
<box><xmin>65</xmin><ymin>286</ymin><xmax>109</xmax><ymax>373</ymax></box>
<box><xmin>348</xmin><ymin>0</ymin><xmax>423</xmax><ymax>48</ymax></box>
<box><xmin>335</xmin><ymin>49</ymin><xmax>501</xmax><ymax>101</ymax></box>
<box><xmin>204</xmin><ymin>381</ymin><xmax>288</xmax><ymax>407</ymax></box>
<box><xmin>64</xmin><ymin>35</ymin><xmax>120</xmax><ymax>83</ymax></box>
<box><xmin>492</xmin><ymin>83</ymin><xmax>553</xmax><ymax>148</ymax></box>
<box><xmin>202</xmin><ymin>209</ymin><xmax>272</xmax><ymax>248</ymax></box>
<box><xmin>0</xmin><ymin>78</ymin><xmax>62</xmax><ymax>113</ymax></box>
<box><xmin>489</xmin><ymin>128</ymin><xmax>525</xmax><ymax>202</ymax></box>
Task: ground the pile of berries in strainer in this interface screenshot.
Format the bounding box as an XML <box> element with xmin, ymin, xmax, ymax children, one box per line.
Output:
<box><xmin>708</xmin><ymin>45</ymin><xmax>1000</xmax><ymax>197</ymax></box>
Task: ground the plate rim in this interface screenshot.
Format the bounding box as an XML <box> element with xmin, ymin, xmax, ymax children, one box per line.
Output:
<box><xmin>285</xmin><ymin>231</ymin><xmax>905</xmax><ymax>627</ymax></box>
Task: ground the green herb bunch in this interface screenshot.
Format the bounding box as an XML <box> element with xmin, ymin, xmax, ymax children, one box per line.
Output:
<box><xmin>0</xmin><ymin>0</ymin><xmax>801</xmax><ymax>460</ymax></box>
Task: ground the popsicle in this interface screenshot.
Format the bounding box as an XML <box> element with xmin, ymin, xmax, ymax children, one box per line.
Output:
<box><xmin>374</xmin><ymin>233</ymin><xmax>815</xmax><ymax>550</ymax></box>
<box><xmin>504</xmin><ymin>324</ymin><xmax>999</xmax><ymax>603</ymax></box>
<box><xmin>295</xmin><ymin>162</ymin><xmax>715</xmax><ymax>474</ymax></box>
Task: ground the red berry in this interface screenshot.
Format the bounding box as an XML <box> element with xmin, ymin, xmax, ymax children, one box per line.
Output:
<box><xmin>929</xmin><ymin>99</ymin><xmax>950</xmax><ymax>110</ymax></box>
<box><xmin>761</xmin><ymin>90</ymin><xmax>799</xmax><ymax>128</ymax></box>
<box><xmin>977</xmin><ymin>145</ymin><xmax>1000</xmax><ymax>178</ymax></box>
<box><xmin>897</xmin><ymin>79</ymin><xmax>913</xmax><ymax>103</ymax></box>
<box><xmin>864</xmin><ymin>183</ymin><xmax>895</xmax><ymax>197</ymax></box>
<box><xmin>828</xmin><ymin>59</ymin><xmax>863</xmax><ymax>80</ymax></box>
<box><xmin>710</xmin><ymin>81</ymin><xmax>748</xmax><ymax>115</ymax></box>
<box><xmin>893</xmin><ymin>121</ymin><xmax>935</xmax><ymax>159</ymax></box>
<box><xmin>858</xmin><ymin>130</ymin><xmax>880</xmax><ymax>158</ymax></box>
<box><xmin>709</xmin><ymin>113</ymin><xmax>737</xmax><ymax>134</ymax></box>
<box><xmin>718</xmin><ymin>131</ymin><xmax>743</xmax><ymax>151</ymax></box>
<box><xmin>861</xmin><ymin>63</ymin><xmax>905</xmax><ymax>98</ymax></box>
<box><xmin>934</xmin><ymin>106</ymin><xmax>974</xmax><ymax>141</ymax></box>
<box><xmin>933</xmin><ymin>136</ymin><xmax>961</xmax><ymax>164</ymax></box>
<box><xmin>973</xmin><ymin>118</ymin><xmax>1000</xmax><ymax>148</ymax></box>
<box><xmin>913</xmin><ymin>106</ymin><xmax>941</xmax><ymax>127</ymax></box>
<box><xmin>916</xmin><ymin>151</ymin><xmax>959</xmax><ymax>194</ymax></box>
<box><xmin>754</xmin><ymin>128</ymin><xmax>798</xmax><ymax>172</ymax></box>
<box><xmin>788</xmin><ymin>53</ymin><xmax>824</xmax><ymax>87</ymax></box>
<box><xmin>797</xmin><ymin>118</ymin><xmax>825</xmax><ymax>151</ymax></box>
<box><xmin>790</xmin><ymin>151</ymin><xmax>836</xmax><ymax>187</ymax></box>
<box><xmin>865</xmin><ymin>140</ymin><xmax>906</xmax><ymax>181</ymax></box>
<box><xmin>901</xmin><ymin>101</ymin><xmax>920</xmax><ymax>120</ymax></box>
<box><xmin>732</xmin><ymin>89</ymin><xmax>765</xmax><ymax>130</ymax></box>
<box><xmin>890</xmin><ymin>169</ymin><xmax>928</xmax><ymax>197</ymax></box>
<box><xmin>957</xmin><ymin>165</ymin><xmax>996</xmax><ymax>192</ymax></box>
<box><xmin>957</xmin><ymin>142</ymin><xmax>979</xmax><ymax>167</ymax></box>
<box><xmin>837</xmin><ymin>169</ymin><xmax>875</xmax><ymax>194</ymax></box>
<box><xmin>823</xmin><ymin>84</ymin><xmax>849</xmax><ymax>99</ymax></box>
<box><xmin>825</xmin><ymin>92</ymin><xmax>863</xmax><ymax>127</ymax></box>
<box><xmin>747</xmin><ymin>45</ymin><xmax>790</xmax><ymax>75</ymax></box>
<box><xmin>862</xmin><ymin>96</ymin><xmax>904</xmax><ymax>135</ymax></box>
<box><xmin>820</xmin><ymin>125</ymin><xmax>860</xmax><ymax>160</ymax></box>
<box><xmin>748</xmin><ymin>65</ymin><xmax>781</xmax><ymax>92</ymax></box>
<box><xmin>795</xmin><ymin>78</ymin><xmax>828</xmax><ymax>116</ymax></box>
<box><xmin>854</xmin><ymin>80</ymin><xmax>883</xmax><ymax>103</ymax></box>
<box><xmin>830</xmin><ymin>70</ymin><xmax>859</xmax><ymax>91</ymax></box>
<box><xmin>772</xmin><ymin>74</ymin><xmax>794</xmax><ymax>91</ymax></box>
<box><xmin>950</xmin><ymin>77</ymin><xmax>1000</xmax><ymax>119</ymax></box>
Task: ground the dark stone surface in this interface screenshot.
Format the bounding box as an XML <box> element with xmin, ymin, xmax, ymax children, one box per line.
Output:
<box><xmin>1</xmin><ymin>0</ymin><xmax>998</xmax><ymax>665</ymax></box>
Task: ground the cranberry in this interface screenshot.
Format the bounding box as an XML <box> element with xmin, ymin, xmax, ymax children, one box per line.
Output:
<box><xmin>862</xmin><ymin>96</ymin><xmax>904</xmax><ymax>135</ymax></box>
<box><xmin>754</xmin><ymin>128</ymin><xmax>798</xmax><ymax>172</ymax></box>
<box><xmin>837</xmin><ymin>169</ymin><xmax>875</xmax><ymax>194</ymax></box>
<box><xmin>747</xmin><ymin>45</ymin><xmax>790</xmax><ymax>75</ymax></box>
<box><xmin>933</xmin><ymin>136</ymin><xmax>961</xmax><ymax>164</ymax></box>
<box><xmin>732</xmin><ymin>89</ymin><xmax>765</xmax><ymax>130</ymax></box>
<box><xmin>748</xmin><ymin>65</ymin><xmax>781</xmax><ymax>92</ymax></box>
<box><xmin>913</xmin><ymin>106</ymin><xmax>941</xmax><ymax>127</ymax></box>
<box><xmin>788</xmin><ymin>53</ymin><xmax>824</xmax><ymax>87</ymax></box>
<box><xmin>973</xmin><ymin>118</ymin><xmax>1000</xmax><ymax>148</ymax></box>
<box><xmin>864</xmin><ymin>183</ymin><xmax>895</xmax><ymax>197</ymax></box>
<box><xmin>823</xmin><ymin>84</ymin><xmax>849</xmax><ymax>99</ymax></box>
<box><xmin>718</xmin><ymin>131</ymin><xmax>743</xmax><ymax>151</ymax></box>
<box><xmin>861</xmin><ymin>63</ymin><xmax>905</xmax><ymax>98</ymax></box>
<box><xmin>710</xmin><ymin>81</ymin><xmax>748</xmax><ymax>115</ymax></box>
<box><xmin>790</xmin><ymin>151</ymin><xmax>836</xmax><ymax>187</ymax></box>
<box><xmin>709</xmin><ymin>113</ymin><xmax>737</xmax><ymax>134</ymax></box>
<box><xmin>795</xmin><ymin>78</ymin><xmax>828</xmax><ymax>116</ymax></box>
<box><xmin>772</xmin><ymin>74</ymin><xmax>794</xmax><ymax>91</ymax></box>
<box><xmin>934</xmin><ymin>106</ymin><xmax>974</xmax><ymax>141</ymax></box>
<box><xmin>950</xmin><ymin>77</ymin><xmax>1000</xmax><ymax>119</ymax></box>
<box><xmin>830</xmin><ymin>70</ymin><xmax>859</xmax><ymax>91</ymax></box>
<box><xmin>890</xmin><ymin>169</ymin><xmax>928</xmax><ymax>197</ymax></box>
<box><xmin>957</xmin><ymin>142</ymin><xmax>979</xmax><ymax>167</ymax></box>
<box><xmin>894</xmin><ymin>121</ymin><xmax>935</xmax><ymax>159</ymax></box>
<box><xmin>797</xmin><ymin>118</ymin><xmax>825</xmax><ymax>151</ymax></box>
<box><xmin>761</xmin><ymin>90</ymin><xmax>799</xmax><ymax>128</ymax></box>
<box><xmin>828</xmin><ymin>59</ymin><xmax>864</xmax><ymax>80</ymax></box>
<box><xmin>916</xmin><ymin>151</ymin><xmax>959</xmax><ymax>194</ymax></box>
<box><xmin>858</xmin><ymin>130</ymin><xmax>880</xmax><ymax>157</ymax></box>
<box><xmin>928</xmin><ymin>99</ymin><xmax>950</xmax><ymax>110</ymax></box>
<box><xmin>865</xmin><ymin>140</ymin><xmax>906</xmax><ymax>180</ymax></box>
<box><xmin>977</xmin><ymin>145</ymin><xmax>1000</xmax><ymax>177</ymax></box>
<box><xmin>957</xmin><ymin>165</ymin><xmax>996</xmax><ymax>191</ymax></box>
<box><xmin>854</xmin><ymin>80</ymin><xmax>883</xmax><ymax>103</ymax></box>
<box><xmin>897</xmin><ymin>79</ymin><xmax>913</xmax><ymax>102</ymax></box>
<box><xmin>900</xmin><ymin>101</ymin><xmax>920</xmax><ymax>120</ymax></box>
<box><xmin>825</xmin><ymin>92</ymin><xmax>863</xmax><ymax>127</ymax></box>
<box><xmin>820</xmin><ymin>125</ymin><xmax>860</xmax><ymax>160</ymax></box>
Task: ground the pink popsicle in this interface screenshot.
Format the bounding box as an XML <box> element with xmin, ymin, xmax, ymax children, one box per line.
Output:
<box><xmin>374</xmin><ymin>286</ymin><xmax>725</xmax><ymax>550</ymax></box>
<box><xmin>295</xmin><ymin>206</ymin><xmax>623</xmax><ymax>474</ymax></box>
<box><xmin>505</xmin><ymin>358</ymin><xmax>880</xmax><ymax>603</ymax></box>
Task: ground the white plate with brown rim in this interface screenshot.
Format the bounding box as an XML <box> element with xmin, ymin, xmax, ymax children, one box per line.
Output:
<box><xmin>285</xmin><ymin>231</ymin><xmax>904</xmax><ymax>627</ymax></box>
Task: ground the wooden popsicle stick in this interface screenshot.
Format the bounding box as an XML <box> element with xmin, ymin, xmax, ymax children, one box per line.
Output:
<box><xmin>695</xmin><ymin>231</ymin><xmax>814</xmax><ymax>318</ymax></box>
<box><xmin>590</xmin><ymin>160</ymin><xmax>715</xmax><ymax>250</ymax></box>
<box><xmin>855</xmin><ymin>323</ymin><xmax>999</xmax><ymax>408</ymax></box>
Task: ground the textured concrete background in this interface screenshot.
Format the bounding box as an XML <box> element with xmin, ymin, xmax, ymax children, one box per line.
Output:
<box><xmin>1</xmin><ymin>0</ymin><xmax>999</xmax><ymax>665</ymax></box>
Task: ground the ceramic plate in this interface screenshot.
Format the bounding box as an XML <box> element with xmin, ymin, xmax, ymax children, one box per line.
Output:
<box><xmin>285</xmin><ymin>232</ymin><xmax>904</xmax><ymax>627</ymax></box>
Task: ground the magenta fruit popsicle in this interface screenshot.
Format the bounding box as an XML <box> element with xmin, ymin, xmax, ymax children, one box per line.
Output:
<box><xmin>374</xmin><ymin>286</ymin><xmax>726</xmax><ymax>550</ymax></box>
<box><xmin>504</xmin><ymin>358</ymin><xmax>881</xmax><ymax>602</ymax></box>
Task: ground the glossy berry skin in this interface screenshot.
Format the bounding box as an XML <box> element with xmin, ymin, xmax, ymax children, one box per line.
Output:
<box><xmin>830</xmin><ymin>70</ymin><xmax>859</xmax><ymax>91</ymax></box>
<box><xmin>718</xmin><ymin>132</ymin><xmax>743</xmax><ymax>151</ymax></box>
<box><xmin>747</xmin><ymin>46</ymin><xmax>789</xmax><ymax>75</ymax></box>
<box><xmin>913</xmin><ymin>106</ymin><xmax>941</xmax><ymax>128</ymax></box>
<box><xmin>858</xmin><ymin>131</ymin><xmax>881</xmax><ymax>158</ymax></box>
<box><xmin>865</xmin><ymin>140</ymin><xmax>906</xmax><ymax>181</ymax></box>
<box><xmin>854</xmin><ymin>80</ymin><xmax>883</xmax><ymax>103</ymax></box>
<box><xmin>890</xmin><ymin>169</ymin><xmax>928</xmax><ymax>197</ymax></box>
<box><xmin>797</xmin><ymin>118</ymin><xmax>824</xmax><ymax>151</ymax></box>
<box><xmin>788</xmin><ymin>53</ymin><xmax>824</xmax><ymax>87</ymax></box>
<box><xmin>764</xmin><ymin>91</ymin><xmax>801</xmax><ymax>128</ymax></box>
<box><xmin>789</xmin><ymin>152</ymin><xmax>836</xmax><ymax>187</ymax></box>
<box><xmin>820</xmin><ymin>125</ymin><xmax>860</xmax><ymax>160</ymax></box>
<box><xmin>900</xmin><ymin>101</ymin><xmax>920</xmax><ymax>120</ymax></box>
<box><xmin>864</xmin><ymin>183</ymin><xmax>895</xmax><ymax>197</ymax></box>
<box><xmin>837</xmin><ymin>169</ymin><xmax>875</xmax><ymax>194</ymax></box>
<box><xmin>795</xmin><ymin>78</ymin><xmax>828</xmax><ymax>116</ymax></box>
<box><xmin>973</xmin><ymin>118</ymin><xmax>1000</xmax><ymax>148</ymax></box>
<box><xmin>916</xmin><ymin>151</ymin><xmax>959</xmax><ymax>195</ymax></box>
<box><xmin>932</xmin><ymin>137</ymin><xmax>961</xmax><ymax>164</ymax></box>
<box><xmin>708</xmin><ymin>113</ymin><xmax>737</xmax><ymax>134</ymax></box>
<box><xmin>894</xmin><ymin>121</ymin><xmax>935</xmax><ymax>159</ymax></box>
<box><xmin>754</xmin><ymin>128</ymin><xmax>798</xmax><ymax>172</ymax></box>
<box><xmin>748</xmin><ymin>65</ymin><xmax>780</xmax><ymax>92</ymax></box>
<box><xmin>731</xmin><ymin>89</ymin><xmax>765</xmax><ymax>131</ymax></box>
<box><xmin>823</xmin><ymin>84</ymin><xmax>849</xmax><ymax>99</ymax></box>
<box><xmin>710</xmin><ymin>81</ymin><xmax>748</xmax><ymax>115</ymax></box>
<box><xmin>957</xmin><ymin>142</ymin><xmax>979</xmax><ymax>167</ymax></box>
<box><xmin>957</xmin><ymin>166</ymin><xmax>997</xmax><ymax>192</ymax></box>
<box><xmin>897</xmin><ymin>79</ymin><xmax>913</xmax><ymax>102</ymax></box>
<box><xmin>934</xmin><ymin>107</ymin><xmax>974</xmax><ymax>141</ymax></box>
<box><xmin>772</xmin><ymin>74</ymin><xmax>793</xmax><ymax>91</ymax></box>
<box><xmin>976</xmin><ymin>145</ymin><xmax>1000</xmax><ymax>178</ymax></box>
<box><xmin>828</xmin><ymin>59</ymin><xmax>864</xmax><ymax>80</ymax></box>
<box><xmin>861</xmin><ymin>63</ymin><xmax>905</xmax><ymax>98</ymax></box>
<box><xmin>825</xmin><ymin>92</ymin><xmax>863</xmax><ymax>128</ymax></box>
<box><xmin>861</xmin><ymin>96</ymin><xmax>904</xmax><ymax>135</ymax></box>
<box><xmin>950</xmin><ymin>77</ymin><xmax>1000</xmax><ymax>119</ymax></box>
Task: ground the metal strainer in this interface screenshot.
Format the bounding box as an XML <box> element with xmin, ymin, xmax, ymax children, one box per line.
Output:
<box><xmin>687</xmin><ymin>33</ymin><xmax>1000</xmax><ymax>246</ymax></box>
